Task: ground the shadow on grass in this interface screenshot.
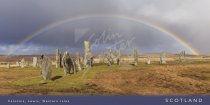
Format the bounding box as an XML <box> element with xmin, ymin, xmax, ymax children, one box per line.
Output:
<box><xmin>51</xmin><ymin>76</ymin><xmax>63</xmax><ymax>81</ymax></box>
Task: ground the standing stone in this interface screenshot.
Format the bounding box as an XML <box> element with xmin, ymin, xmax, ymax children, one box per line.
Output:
<box><xmin>7</xmin><ymin>63</ymin><xmax>10</xmax><ymax>69</ymax></box>
<box><xmin>134</xmin><ymin>48</ymin><xmax>138</xmax><ymax>66</ymax></box>
<box><xmin>76</xmin><ymin>52</ymin><xmax>81</xmax><ymax>63</ymax></box>
<box><xmin>32</xmin><ymin>57</ymin><xmax>38</xmax><ymax>67</ymax></box>
<box><xmin>16</xmin><ymin>62</ymin><xmax>20</xmax><ymax>67</ymax></box>
<box><xmin>179</xmin><ymin>50</ymin><xmax>186</xmax><ymax>62</ymax></box>
<box><xmin>20</xmin><ymin>58</ymin><xmax>25</xmax><ymax>68</ymax></box>
<box><xmin>107</xmin><ymin>48</ymin><xmax>114</xmax><ymax>66</ymax></box>
<box><xmin>160</xmin><ymin>53</ymin><xmax>167</xmax><ymax>64</ymax></box>
<box><xmin>98</xmin><ymin>54</ymin><xmax>104</xmax><ymax>64</ymax></box>
<box><xmin>117</xmin><ymin>48</ymin><xmax>121</xmax><ymax>65</ymax></box>
<box><xmin>39</xmin><ymin>55</ymin><xmax>52</xmax><ymax>80</ymax></box>
<box><xmin>62</xmin><ymin>51</ymin><xmax>76</xmax><ymax>75</ymax></box>
<box><xmin>56</xmin><ymin>49</ymin><xmax>62</xmax><ymax>68</ymax></box>
<box><xmin>146</xmin><ymin>56</ymin><xmax>151</xmax><ymax>65</ymax></box>
<box><xmin>83</xmin><ymin>41</ymin><xmax>92</xmax><ymax>68</ymax></box>
<box><xmin>75</xmin><ymin>52</ymin><xmax>82</xmax><ymax>71</ymax></box>
<box><xmin>90</xmin><ymin>57</ymin><xmax>94</xmax><ymax>67</ymax></box>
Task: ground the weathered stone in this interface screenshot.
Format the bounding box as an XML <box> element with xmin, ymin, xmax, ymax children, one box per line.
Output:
<box><xmin>20</xmin><ymin>58</ymin><xmax>25</xmax><ymax>68</ymax></box>
<box><xmin>16</xmin><ymin>62</ymin><xmax>20</xmax><ymax>67</ymax></box>
<box><xmin>179</xmin><ymin>50</ymin><xmax>186</xmax><ymax>62</ymax></box>
<box><xmin>75</xmin><ymin>60</ymin><xmax>82</xmax><ymax>72</ymax></box>
<box><xmin>76</xmin><ymin>52</ymin><xmax>81</xmax><ymax>63</ymax></box>
<box><xmin>39</xmin><ymin>55</ymin><xmax>52</xmax><ymax>80</ymax></box>
<box><xmin>56</xmin><ymin>49</ymin><xmax>62</xmax><ymax>68</ymax></box>
<box><xmin>134</xmin><ymin>48</ymin><xmax>138</xmax><ymax>66</ymax></box>
<box><xmin>75</xmin><ymin>52</ymin><xmax>82</xmax><ymax>71</ymax></box>
<box><xmin>160</xmin><ymin>53</ymin><xmax>167</xmax><ymax>64</ymax></box>
<box><xmin>146</xmin><ymin>56</ymin><xmax>151</xmax><ymax>65</ymax></box>
<box><xmin>32</xmin><ymin>57</ymin><xmax>38</xmax><ymax>67</ymax></box>
<box><xmin>83</xmin><ymin>41</ymin><xmax>92</xmax><ymax>68</ymax></box>
<box><xmin>117</xmin><ymin>48</ymin><xmax>121</xmax><ymax>65</ymax></box>
<box><xmin>107</xmin><ymin>48</ymin><xmax>114</xmax><ymax>66</ymax></box>
<box><xmin>62</xmin><ymin>51</ymin><xmax>76</xmax><ymax>75</ymax></box>
<box><xmin>7</xmin><ymin>63</ymin><xmax>10</xmax><ymax>69</ymax></box>
<box><xmin>90</xmin><ymin>57</ymin><xmax>94</xmax><ymax>67</ymax></box>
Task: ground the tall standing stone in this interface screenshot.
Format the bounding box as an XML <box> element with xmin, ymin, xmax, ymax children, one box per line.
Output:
<box><xmin>32</xmin><ymin>57</ymin><xmax>38</xmax><ymax>67</ymax></box>
<box><xmin>62</xmin><ymin>51</ymin><xmax>76</xmax><ymax>75</ymax></box>
<box><xmin>75</xmin><ymin>52</ymin><xmax>82</xmax><ymax>71</ymax></box>
<box><xmin>83</xmin><ymin>41</ymin><xmax>92</xmax><ymax>68</ymax></box>
<box><xmin>56</xmin><ymin>49</ymin><xmax>62</xmax><ymax>68</ymax></box>
<box><xmin>76</xmin><ymin>52</ymin><xmax>81</xmax><ymax>63</ymax></box>
<box><xmin>20</xmin><ymin>58</ymin><xmax>25</xmax><ymax>68</ymax></box>
<box><xmin>16</xmin><ymin>62</ymin><xmax>20</xmax><ymax>67</ymax></box>
<box><xmin>134</xmin><ymin>48</ymin><xmax>138</xmax><ymax>66</ymax></box>
<box><xmin>7</xmin><ymin>63</ymin><xmax>10</xmax><ymax>69</ymax></box>
<box><xmin>117</xmin><ymin>48</ymin><xmax>121</xmax><ymax>65</ymax></box>
<box><xmin>146</xmin><ymin>56</ymin><xmax>151</xmax><ymax>65</ymax></box>
<box><xmin>179</xmin><ymin>50</ymin><xmax>186</xmax><ymax>62</ymax></box>
<box><xmin>107</xmin><ymin>48</ymin><xmax>114</xmax><ymax>66</ymax></box>
<box><xmin>160</xmin><ymin>53</ymin><xmax>167</xmax><ymax>64</ymax></box>
<box><xmin>39</xmin><ymin>55</ymin><xmax>52</xmax><ymax>80</ymax></box>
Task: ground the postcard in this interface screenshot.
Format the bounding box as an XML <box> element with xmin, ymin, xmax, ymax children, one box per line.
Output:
<box><xmin>0</xmin><ymin>0</ymin><xmax>209</xmax><ymax>105</ymax></box>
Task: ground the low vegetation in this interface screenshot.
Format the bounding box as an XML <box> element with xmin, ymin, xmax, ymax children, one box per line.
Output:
<box><xmin>0</xmin><ymin>61</ymin><xmax>210</xmax><ymax>95</ymax></box>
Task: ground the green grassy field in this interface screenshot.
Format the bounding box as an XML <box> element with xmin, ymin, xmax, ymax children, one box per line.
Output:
<box><xmin>1</xmin><ymin>61</ymin><xmax>210</xmax><ymax>95</ymax></box>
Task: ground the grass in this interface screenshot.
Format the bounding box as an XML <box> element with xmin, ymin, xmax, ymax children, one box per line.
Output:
<box><xmin>0</xmin><ymin>61</ymin><xmax>210</xmax><ymax>95</ymax></box>
<box><xmin>0</xmin><ymin>65</ymin><xmax>115</xmax><ymax>95</ymax></box>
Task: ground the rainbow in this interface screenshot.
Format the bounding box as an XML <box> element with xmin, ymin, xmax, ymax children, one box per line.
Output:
<box><xmin>10</xmin><ymin>14</ymin><xmax>199</xmax><ymax>55</ymax></box>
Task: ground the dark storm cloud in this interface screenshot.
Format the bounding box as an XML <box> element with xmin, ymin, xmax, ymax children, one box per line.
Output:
<box><xmin>0</xmin><ymin>0</ymin><xmax>122</xmax><ymax>44</ymax></box>
<box><xmin>0</xmin><ymin>0</ymin><xmax>209</xmax><ymax>54</ymax></box>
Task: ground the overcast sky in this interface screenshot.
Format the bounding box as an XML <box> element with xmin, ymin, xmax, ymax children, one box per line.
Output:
<box><xmin>0</xmin><ymin>0</ymin><xmax>210</xmax><ymax>55</ymax></box>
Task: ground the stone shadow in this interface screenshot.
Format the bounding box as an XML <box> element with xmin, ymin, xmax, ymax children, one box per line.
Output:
<box><xmin>51</xmin><ymin>76</ymin><xmax>63</xmax><ymax>81</ymax></box>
